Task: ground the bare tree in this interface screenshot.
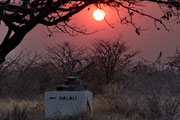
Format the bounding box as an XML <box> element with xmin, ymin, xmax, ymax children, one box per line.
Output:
<box><xmin>10</xmin><ymin>49</ymin><xmax>44</xmax><ymax>98</ymax></box>
<box><xmin>91</xmin><ymin>39</ymin><xmax>138</xmax><ymax>83</ymax></box>
<box><xmin>166</xmin><ymin>49</ymin><xmax>180</xmax><ymax>72</ymax></box>
<box><xmin>0</xmin><ymin>48</ymin><xmax>44</xmax><ymax>98</ymax></box>
<box><xmin>0</xmin><ymin>57</ymin><xmax>15</xmax><ymax>97</ymax></box>
<box><xmin>45</xmin><ymin>42</ymin><xmax>86</xmax><ymax>80</ymax></box>
<box><xmin>0</xmin><ymin>0</ymin><xmax>179</xmax><ymax>63</ymax></box>
<box><xmin>0</xmin><ymin>49</ymin><xmax>29</xmax><ymax>97</ymax></box>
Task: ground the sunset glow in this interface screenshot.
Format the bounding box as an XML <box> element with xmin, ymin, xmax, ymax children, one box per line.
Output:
<box><xmin>93</xmin><ymin>9</ymin><xmax>105</xmax><ymax>21</ymax></box>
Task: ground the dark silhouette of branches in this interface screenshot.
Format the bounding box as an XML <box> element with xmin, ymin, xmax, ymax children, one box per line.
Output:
<box><xmin>45</xmin><ymin>42</ymin><xmax>86</xmax><ymax>79</ymax></box>
<box><xmin>91</xmin><ymin>39</ymin><xmax>138</xmax><ymax>83</ymax></box>
<box><xmin>0</xmin><ymin>0</ymin><xmax>179</xmax><ymax>63</ymax></box>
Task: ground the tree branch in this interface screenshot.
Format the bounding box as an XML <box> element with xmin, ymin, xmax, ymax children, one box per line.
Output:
<box><xmin>40</xmin><ymin>2</ymin><xmax>90</xmax><ymax>26</ymax></box>
<box><xmin>3</xmin><ymin>28</ymin><xmax>12</xmax><ymax>43</ymax></box>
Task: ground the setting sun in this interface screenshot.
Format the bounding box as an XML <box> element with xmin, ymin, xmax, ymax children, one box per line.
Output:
<box><xmin>93</xmin><ymin>9</ymin><xmax>105</xmax><ymax>21</ymax></box>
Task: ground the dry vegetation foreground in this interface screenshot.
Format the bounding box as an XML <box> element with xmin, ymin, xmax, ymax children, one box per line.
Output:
<box><xmin>0</xmin><ymin>98</ymin><xmax>44</xmax><ymax>120</ymax></box>
<box><xmin>1</xmin><ymin>41</ymin><xmax>180</xmax><ymax>120</ymax></box>
<box><xmin>1</xmin><ymin>83</ymin><xmax>180</xmax><ymax>120</ymax></box>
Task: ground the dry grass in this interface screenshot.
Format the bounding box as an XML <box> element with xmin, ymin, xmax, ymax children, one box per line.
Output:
<box><xmin>92</xmin><ymin>84</ymin><xmax>144</xmax><ymax>120</ymax></box>
<box><xmin>0</xmin><ymin>98</ymin><xmax>43</xmax><ymax>112</ymax></box>
<box><xmin>0</xmin><ymin>98</ymin><xmax>44</xmax><ymax>119</ymax></box>
<box><xmin>0</xmin><ymin>84</ymin><xmax>180</xmax><ymax>120</ymax></box>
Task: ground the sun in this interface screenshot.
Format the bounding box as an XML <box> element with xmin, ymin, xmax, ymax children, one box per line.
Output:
<box><xmin>93</xmin><ymin>9</ymin><xmax>105</xmax><ymax>21</ymax></box>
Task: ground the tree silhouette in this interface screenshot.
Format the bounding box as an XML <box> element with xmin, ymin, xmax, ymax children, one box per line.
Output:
<box><xmin>91</xmin><ymin>39</ymin><xmax>138</xmax><ymax>83</ymax></box>
<box><xmin>45</xmin><ymin>42</ymin><xmax>85</xmax><ymax>79</ymax></box>
<box><xmin>0</xmin><ymin>0</ymin><xmax>179</xmax><ymax>63</ymax></box>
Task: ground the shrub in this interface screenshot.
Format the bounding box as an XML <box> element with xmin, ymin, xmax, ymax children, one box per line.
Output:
<box><xmin>1</xmin><ymin>105</ymin><xmax>28</xmax><ymax>120</ymax></box>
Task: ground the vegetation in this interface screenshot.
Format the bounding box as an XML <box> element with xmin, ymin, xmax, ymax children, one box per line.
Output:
<box><xmin>0</xmin><ymin>39</ymin><xmax>180</xmax><ymax>119</ymax></box>
<box><xmin>91</xmin><ymin>39</ymin><xmax>138</xmax><ymax>83</ymax></box>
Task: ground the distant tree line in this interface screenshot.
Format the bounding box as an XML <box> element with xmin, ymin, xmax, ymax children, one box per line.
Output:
<box><xmin>0</xmin><ymin>39</ymin><xmax>180</xmax><ymax>99</ymax></box>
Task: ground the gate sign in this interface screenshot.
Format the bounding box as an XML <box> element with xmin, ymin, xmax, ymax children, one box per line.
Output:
<box><xmin>45</xmin><ymin>91</ymin><xmax>93</xmax><ymax>118</ymax></box>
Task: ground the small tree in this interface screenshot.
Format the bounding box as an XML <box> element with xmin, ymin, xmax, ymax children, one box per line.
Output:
<box><xmin>12</xmin><ymin>49</ymin><xmax>44</xmax><ymax>98</ymax></box>
<box><xmin>45</xmin><ymin>42</ymin><xmax>86</xmax><ymax>80</ymax></box>
<box><xmin>167</xmin><ymin>49</ymin><xmax>180</xmax><ymax>72</ymax></box>
<box><xmin>91</xmin><ymin>39</ymin><xmax>138</xmax><ymax>84</ymax></box>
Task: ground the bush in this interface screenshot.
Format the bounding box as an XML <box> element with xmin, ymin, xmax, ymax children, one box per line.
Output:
<box><xmin>1</xmin><ymin>105</ymin><xmax>28</xmax><ymax>120</ymax></box>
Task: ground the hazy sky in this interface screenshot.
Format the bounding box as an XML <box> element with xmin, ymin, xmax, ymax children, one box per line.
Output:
<box><xmin>0</xmin><ymin>4</ymin><xmax>180</xmax><ymax>61</ymax></box>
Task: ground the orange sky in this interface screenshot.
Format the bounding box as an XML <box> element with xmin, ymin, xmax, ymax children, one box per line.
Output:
<box><xmin>0</xmin><ymin>4</ymin><xmax>180</xmax><ymax>61</ymax></box>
